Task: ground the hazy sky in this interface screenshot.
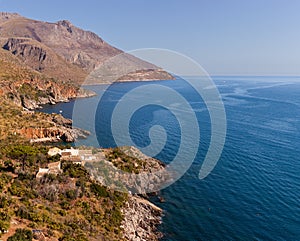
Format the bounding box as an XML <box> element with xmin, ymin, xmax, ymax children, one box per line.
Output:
<box><xmin>1</xmin><ymin>0</ymin><xmax>300</xmax><ymax>76</ymax></box>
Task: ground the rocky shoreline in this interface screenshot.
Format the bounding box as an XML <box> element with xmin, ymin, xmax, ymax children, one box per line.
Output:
<box><xmin>14</xmin><ymin>110</ymin><xmax>90</xmax><ymax>143</ymax></box>
<box><xmin>85</xmin><ymin>146</ymin><xmax>166</xmax><ymax>240</ymax></box>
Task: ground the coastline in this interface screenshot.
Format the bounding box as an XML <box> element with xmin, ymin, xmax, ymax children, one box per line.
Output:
<box><xmin>81</xmin><ymin>78</ymin><xmax>175</xmax><ymax>86</ymax></box>
<box><xmin>2</xmin><ymin>79</ymin><xmax>167</xmax><ymax>240</ymax></box>
<box><xmin>38</xmin><ymin>95</ymin><xmax>166</xmax><ymax>240</ymax></box>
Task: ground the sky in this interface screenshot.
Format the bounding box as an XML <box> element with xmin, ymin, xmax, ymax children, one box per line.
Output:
<box><xmin>1</xmin><ymin>0</ymin><xmax>300</xmax><ymax>76</ymax></box>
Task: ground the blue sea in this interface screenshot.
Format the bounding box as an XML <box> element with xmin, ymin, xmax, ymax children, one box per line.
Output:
<box><xmin>41</xmin><ymin>76</ymin><xmax>300</xmax><ymax>240</ymax></box>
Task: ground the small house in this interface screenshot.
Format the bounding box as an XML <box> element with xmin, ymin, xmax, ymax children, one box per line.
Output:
<box><xmin>36</xmin><ymin>161</ymin><xmax>61</xmax><ymax>178</ymax></box>
<box><xmin>36</xmin><ymin>168</ymin><xmax>49</xmax><ymax>179</ymax></box>
<box><xmin>48</xmin><ymin>161</ymin><xmax>61</xmax><ymax>174</ymax></box>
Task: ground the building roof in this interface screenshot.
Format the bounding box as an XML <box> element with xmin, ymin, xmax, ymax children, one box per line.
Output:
<box><xmin>61</xmin><ymin>152</ymin><xmax>72</xmax><ymax>156</ymax></box>
<box><xmin>48</xmin><ymin>147</ymin><xmax>61</xmax><ymax>156</ymax></box>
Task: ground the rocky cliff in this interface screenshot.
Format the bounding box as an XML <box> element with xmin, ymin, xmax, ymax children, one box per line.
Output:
<box><xmin>0</xmin><ymin>47</ymin><xmax>95</xmax><ymax>110</ymax></box>
<box><xmin>18</xmin><ymin>119</ymin><xmax>90</xmax><ymax>143</ymax></box>
<box><xmin>4</xmin><ymin>77</ymin><xmax>94</xmax><ymax>110</ymax></box>
<box><xmin>122</xmin><ymin>196</ymin><xmax>163</xmax><ymax>241</ymax></box>
<box><xmin>2</xmin><ymin>37</ymin><xmax>88</xmax><ymax>83</ymax></box>
<box><xmin>0</xmin><ymin>72</ymin><xmax>95</xmax><ymax>110</ymax></box>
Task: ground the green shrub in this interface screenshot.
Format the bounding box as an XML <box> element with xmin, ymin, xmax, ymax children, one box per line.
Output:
<box><xmin>9</xmin><ymin>180</ymin><xmax>27</xmax><ymax>197</ymax></box>
<box><xmin>90</xmin><ymin>183</ymin><xmax>109</xmax><ymax>198</ymax></box>
<box><xmin>0</xmin><ymin>195</ymin><xmax>12</xmax><ymax>208</ymax></box>
<box><xmin>7</xmin><ymin>228</ymin><xmax>32</xmax><ymax>241</ymax></box>
<box><xmin>0</xmin><ymin>220</ymin><xmax>10</xmax><ymax>233</ymax></box>
<box><xmin>62</xmin><ymin>162</ymin><xmax>88</xmax><ymax>179</ymax></box>
<box><xmin>65</xmin><ymin>189</ymin><xmax>77</xmax><ymax>200</ymax></box>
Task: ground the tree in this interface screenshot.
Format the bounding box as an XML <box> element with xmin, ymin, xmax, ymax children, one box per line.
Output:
<box><xmin>8</xmin><ymin>145</ymin><xmax>37</xmax><ymax>172</ymax></box>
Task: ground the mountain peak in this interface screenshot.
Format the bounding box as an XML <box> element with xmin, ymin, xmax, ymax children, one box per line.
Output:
<box><xmin>57</xmin><ymin>20</ymin><xmax>74</xmax><ymax>33</ymax></box>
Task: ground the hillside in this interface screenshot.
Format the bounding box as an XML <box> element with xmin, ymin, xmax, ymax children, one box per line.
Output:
<box><xmin>0</xmin><ymin>47</ymin><xmax>94</xmax><ymax>109</ymax></box>
<box><xmin>0</xmin><ymin>144</ymin><xmax>163</xmax><ymax>241</ymax></box>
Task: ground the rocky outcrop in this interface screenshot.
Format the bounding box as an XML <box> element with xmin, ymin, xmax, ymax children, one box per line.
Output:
<box><xmin>86</xmin><ymin>146</ymin><xmax>170</xmax><ymax>194</ymax></box>
<box><xmin>83</xmin><ymin>147</ymin><xmax>166</xmax><ymax>239</ymax></box>
<box><xmin>0</xmin><ymin>12</ymin><xmax>21</xmax><ymax>21</ymax></box>
<box><xmin>18</xmin><ymin>115</ymin><xmax>90</xmax><ymax>142</ymax></box>
<box><xmin>2</xmin><ymin>37</ymin><xmax>88</xmax><ymax>83</ymax></box>
<box><xmin>122</xmin><ymin>196</ymin><xmax>163</xmax><ymax>241</ymax></box>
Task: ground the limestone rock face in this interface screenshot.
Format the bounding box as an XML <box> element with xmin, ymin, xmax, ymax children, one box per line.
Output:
<box><xmin>2</xmin><ymin>37</ymin><xmax>88</xmax><ymax>83</ymax></box>
<box><xmin>122</xmin><ymin>196</ymin><xmax>163</xmax><ymax>241</ymax></box>
<box><xmin>3</xmin><ymin>38</ymin><xmax>47</xmax><ymax>66</ymax></box>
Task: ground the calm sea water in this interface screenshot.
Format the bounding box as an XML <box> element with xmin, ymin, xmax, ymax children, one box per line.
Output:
<box><xmin>41</xmin><ymin>76</ymin><xmax>300</xmax><ymax>240</ymax></box>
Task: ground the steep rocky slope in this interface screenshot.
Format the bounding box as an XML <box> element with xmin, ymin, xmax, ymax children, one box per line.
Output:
<box><xmin>2</xmin><ymin>37</ymin><xmax>88</xmax><ymax>83</ymax></box>
<box><xmin>0</xmin><ymin>48</ymin><xmax>94</xmax><ymax>110</ymax></box>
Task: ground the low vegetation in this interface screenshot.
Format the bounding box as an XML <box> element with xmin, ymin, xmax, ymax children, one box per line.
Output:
<box><xmin>0</xmin><ymin>142</ymin><xmax>128</xmax><ymax>240</ymax></box>
<box><xmin>7</xmin><ymin>228</ymin><xmax>33</xmax><ymax>241</ymax></box>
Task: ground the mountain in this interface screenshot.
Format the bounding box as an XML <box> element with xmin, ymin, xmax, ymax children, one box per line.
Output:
<box><xmin>0</xmin><ymin>12</ymin><xmax>173</xmax><ymax>143</ymax></box>
<box><xmin>0</xmin><ymin>12</ymin><xmax>173</xmax><ymax>84</ymax></box>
